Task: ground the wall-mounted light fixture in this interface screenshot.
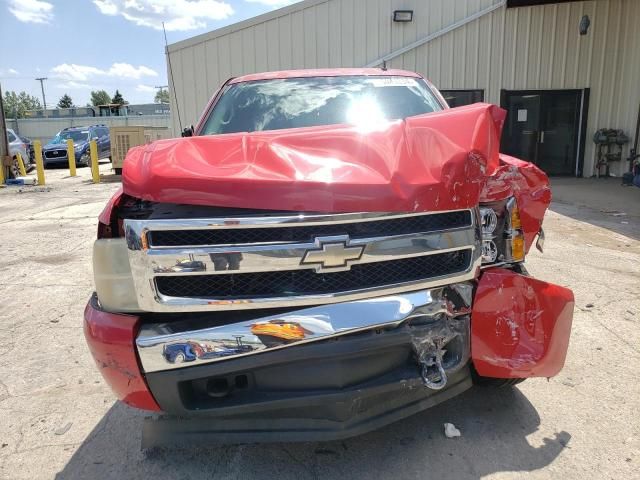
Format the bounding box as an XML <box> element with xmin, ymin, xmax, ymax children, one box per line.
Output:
<box><xmin>579</xmin><ymin>15</ymin><xmax>591</xmax><ymax>35</ymax></box>
<box><xmin>393</xmin><ymin>10</ymin><xmax>413</xmax><ymax>22</ymax></box>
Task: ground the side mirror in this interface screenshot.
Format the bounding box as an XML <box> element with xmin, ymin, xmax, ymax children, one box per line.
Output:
<box><xmin>182</xmin><ymin>126</ymin><xmax>194</xmax><ymax>137</ymax></box>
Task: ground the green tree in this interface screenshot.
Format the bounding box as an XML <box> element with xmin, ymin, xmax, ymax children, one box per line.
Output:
<box><xmin>2</xmin><ymin>90</ymin><xmax>42</xmax><ymax>118</ymax></box>
<box><xmin>154</xmin><ymin>88</ymin><xmax>169</xmax><ymax>104</ymax></box>
<box><xmin>111</xmin><ymin>90</ymin><xmax>127</xmax><ymax>105</ymax></box>
<box><xmin>57</xmin><ymin>94</ymin><xmax>74</xmax><ymax>109</ymax></box>
<box><xmin>90</xmin><ymin>90</ymin><xmax>111</xmax><ymax>106</ymax></box>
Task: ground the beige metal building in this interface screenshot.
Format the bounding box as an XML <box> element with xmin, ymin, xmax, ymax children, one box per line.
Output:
<box><xmin>167</xmin><ymin>0</ymin><xmax>640</xmax><ymax>177</ymax></box>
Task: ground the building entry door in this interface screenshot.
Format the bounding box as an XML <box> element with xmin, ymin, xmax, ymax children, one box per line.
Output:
<box><xmin>501</xmin><ymin>89</ymin><xmax>588</xmax><ymax>176</ymax></box>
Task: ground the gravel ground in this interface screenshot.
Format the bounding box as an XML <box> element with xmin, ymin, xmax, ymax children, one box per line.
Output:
<box><xmin>0</xmin><ymin>166</ymin><xmax>638</xmax><ymax>480</ymax></box>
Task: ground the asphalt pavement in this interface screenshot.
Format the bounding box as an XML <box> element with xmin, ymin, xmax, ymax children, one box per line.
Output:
<box><xmin>0</xmin><ymin>166</ymin><xmax>638</xmax><ymax>479</ymax></box>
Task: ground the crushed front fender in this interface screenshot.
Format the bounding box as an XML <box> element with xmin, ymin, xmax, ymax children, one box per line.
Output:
<box><xmin>471</xmin><ymin>268</ymin><xmax>574</xmax><ymax>378</ymax></box>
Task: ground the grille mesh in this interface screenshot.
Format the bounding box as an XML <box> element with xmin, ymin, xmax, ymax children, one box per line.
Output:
<box><xmin>150</xmin><ymin>210</ymin><xmax>472</xmax><ymax>247</ymax></box>
<box><xmin>156</xmin><ymin>250</ymin><xmax>471</xmax><ymax>299</ymax></box>
<box><xmin>44</xmin><ymin>150</ymin><xmax>67</xmax><ymax>159</ymax></box>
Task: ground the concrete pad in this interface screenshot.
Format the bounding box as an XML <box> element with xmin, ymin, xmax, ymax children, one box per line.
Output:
<box><xmin>0</xmin><ymin>167</ymin><xmax>638</xmax><ymax>479</ymax></box>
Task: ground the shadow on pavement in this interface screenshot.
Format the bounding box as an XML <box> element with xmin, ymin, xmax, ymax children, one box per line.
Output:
<box><xmin>44</xmin><ymin>159</ymin><xmax>111</xmax><ymax>169</ymax></box>
<box><xmin>56</xmin><ymin>386</ymin><xmax>570</xmax><ymax>479</ymax></box>
<box><xmin>549</xmin><ymin>177</ymin><xmax>640</xmax><ymax>242</ymax></box>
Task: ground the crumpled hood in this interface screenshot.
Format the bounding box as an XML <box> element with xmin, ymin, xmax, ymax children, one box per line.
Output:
<box><xmin>123</xmin><ymin>103</ymin><xmax>506</xmax><ymax>212</ymax></box>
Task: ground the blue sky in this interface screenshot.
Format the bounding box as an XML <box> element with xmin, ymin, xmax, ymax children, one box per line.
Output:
<box><xmin>0</xmin><ymin>0</ymin><xmax>301</xmax><ymax>106</ymax></box>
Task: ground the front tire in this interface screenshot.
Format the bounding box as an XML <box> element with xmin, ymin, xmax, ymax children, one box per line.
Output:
<box><xmin>77</xmin><ymin>154</ymin><xmax>90</xmax><ymax>167</ymax></box>
<box><xmin>471</xmin><ymin>364</ymin><xmax>525</xmax><ymax>387</ymax></box>
<box><xmin>173</xmin><ymin>352</ymin><xmax>186</xmax><ymax>363</ymax></box>
<box><xmin>10</xmin><ymin>157</ymin><xmax>20</xmax><ymax>178</ymax></box>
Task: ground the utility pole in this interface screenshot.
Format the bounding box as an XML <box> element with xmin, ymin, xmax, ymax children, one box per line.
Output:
<box><xmin>0</xmin><ymin>82</ymin><xmax>10</xmax><ymax>182</ymax></box>
<box><xmin>154</xmin><ymin>85</ymin><xmax>169</xmax><ymax>103</ymax></box>
<box><xmin>35</xmin><ymin>77</ymin><xmax>48</xmax><ymax>109</ymax></box>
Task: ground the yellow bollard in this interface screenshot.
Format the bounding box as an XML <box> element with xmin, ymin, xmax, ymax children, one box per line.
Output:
<box><xmin>16</xmin><ymin>153</ymin><xmax>27</xmax><ymax>177</ymax></box>
<box><xmin>66</xmin><ymin>139</ymin><xmax>77</xmax><ymax>177</ymax></box>
<box><xmin>0</xmin><ymin>159</ymin><xmax>5</xmax><ymax>184</ymax></box>
<box><xmin>34</xmin><ymin>140</ymin><xmax>45</xmax><ymax>185</ymax></box>
<box><xmin>89</xmin><ymin>140</ymin><xmax>100</xmax><ymax>183</ymax></box>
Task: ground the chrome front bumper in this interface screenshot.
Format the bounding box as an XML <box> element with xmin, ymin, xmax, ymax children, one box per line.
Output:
<box><xmin>136</xmin><ymin>283</ymin><xmax>473</xmax><ymax>374</ymax></box>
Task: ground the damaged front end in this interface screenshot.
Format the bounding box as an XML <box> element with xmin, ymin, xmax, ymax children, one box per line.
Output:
<box><xmin>84</xmin><ymin>99</ymin><xmax>574</xmax><ymax>446</ymax></box>
<box><xmin>471</xmin><ymin>268</ymin><xmax>574</xmax><ymax>379</ymax></box>
<box><xmin>136</xmin><ymin>285</ymin><xmax>474</xmax><ymax>445</ymax></box>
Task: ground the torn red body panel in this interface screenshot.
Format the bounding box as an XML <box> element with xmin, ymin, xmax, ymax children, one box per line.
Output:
<box><xmin>98</xmin><ymin>186</ymin><xmax>123</xmax><ymax>225</ymax></box>
<box><xmin>122</xmin><ymin>103</ymin><xmax>505</xmax><ymax>213</ymax></box>
<box><xmin>471</xmin><ymin>268</ymin><xmax>574</xmax><ymax>378</ymax></box>
<box><xmin>482</xmin><ymin>155</ymin><xmax>552</xmax><ymax>252</ymax></box>
<box><xmin>83</xmin><ymin>297</ymin><xmax>161</xmax><ymax>411</ymax></box>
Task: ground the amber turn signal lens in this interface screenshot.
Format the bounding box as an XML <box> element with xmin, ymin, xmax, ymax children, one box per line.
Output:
<box><xmin>510</xmin><ymin>203</ymin><xmax>522</xmax><ymax>230</ymax></box>
<box><xmin>510</xmin><ymin>234</ymin><xmax>525</xmax><ymax>262</ymax></box>
<box><xmin>251</xmin><ymin>322</ymin><xmax>307</xmax><ymax>340</ymax></box>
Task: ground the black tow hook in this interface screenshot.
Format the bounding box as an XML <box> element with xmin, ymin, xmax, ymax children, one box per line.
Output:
<box><xmin>417</xmin><ymin>347</ymin><xmax>448</xmax><ymax>390</ymax></box>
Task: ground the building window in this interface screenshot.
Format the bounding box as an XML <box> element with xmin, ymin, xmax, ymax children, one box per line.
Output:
<box><xmin>440</xmin><ymin>89</ymin><xmax>484</xmax><ymax>108</ymax></box>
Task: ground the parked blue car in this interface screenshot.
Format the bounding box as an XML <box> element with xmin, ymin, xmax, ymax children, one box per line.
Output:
<box><xmin>163</xmin><ymin>342</ymin><xmax>198</xmax><ymax>364</ymax></box>
<box><xmin>163</xmin><ymin>339</ymin><xmax>255</xmax><ymax>364</ymax></box>
<box><xmin>42</xmin><ymin>124</ymin><xmax>111</xmax><ymax>168</ymax></box>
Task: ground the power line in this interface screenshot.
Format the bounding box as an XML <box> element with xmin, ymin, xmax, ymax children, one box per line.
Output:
<box><xmin>163</xmin><ymin>22</ymin><xmax>182</xmax><ymax>129</ymax></box>
<box><xmin>35</xmin><ymin>77</ymin><xmax>48</xmax><ymax>109</ymax></box>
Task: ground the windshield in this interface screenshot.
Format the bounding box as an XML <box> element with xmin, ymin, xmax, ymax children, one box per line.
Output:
<box><xmin>50</xmin><ymin>130</ymin><xmax>89</xmax><ymax>144</ymax></box>
<box><xmin>201</xmin><ymin>76</ymin><xmax>442</xmax><ymax>135</ymax></box>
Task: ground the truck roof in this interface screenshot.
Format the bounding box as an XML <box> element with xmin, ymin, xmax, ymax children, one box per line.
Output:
<box><xmin>229</xmin><ymin>68</ymin><xmax>423</xmax><ymax>84</ymax></box>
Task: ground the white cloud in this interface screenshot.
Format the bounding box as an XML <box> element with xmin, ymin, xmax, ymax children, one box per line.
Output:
<box><xmin>0</xmin><ymin>68</ymin><xmax>20</xmax><ymax>76</ymax></box>
<box><xmin>136</xmin><ymin>84</ymin><xmax>157</xmax><ymax>92</ymax></box>
<box><xmin>55</xmin><ymin>81</ymin><xmax>91</xmax><ymax>89</ymax></box>
<box><xmin>245</xmin><ymin>0</ymin><xmax>297</xmax><ymax>6</ymax></box>
<box><xmin>108</xmin><ymin>63</ymin><xmax>158</xmax><ymax>79</ymax></box>
<box><xmin>93</xmin><ymin>0</ymin><xmax>234</xmax><ymax>31</ymax></box>
<box><xmin>51</xmin><ymin>64</ymin><xmax>103</xmax><ymax>82</ymax></box>
<box><xmin>93</xmin><ymin>0</ymin><xmax>118</xmax><ymax>15</ymax></box>
<box><xmin>51</xmin><ymin>63</ymin><xmax>158</xmax><ymax>82</ymax></box>
<box><xmin>7</xmin><ymin>0</ymin><xmax>53</xmax><ymax>24</ymax></box>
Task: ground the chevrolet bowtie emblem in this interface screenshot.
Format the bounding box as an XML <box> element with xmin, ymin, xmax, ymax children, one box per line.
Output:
<box><xmin>301</xmin><ymin>236</ymin><xmax>365</xmax><ymax>273</ymax></box>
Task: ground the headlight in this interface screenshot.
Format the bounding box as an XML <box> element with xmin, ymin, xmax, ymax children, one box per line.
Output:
<box><xmin>479</xmin><ymin>197</ymin><xmax>525</xmax><ymax>265</ymax></box>
<box><xmin>93</xmin><ymin>238</ymin><xmax>140</xmax><ymax>312</ymax></box>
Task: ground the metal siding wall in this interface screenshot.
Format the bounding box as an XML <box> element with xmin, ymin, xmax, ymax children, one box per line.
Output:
<box><xmin>291</xmin><ymin>10</ymin><xmax>305</xmax><ymax>68</ymax></box>
<box><xmin>266</xmin><ymin>19</ymin><xmax>280</xmax><ymax>71</ymax></box>
<box><xmin>217</xmin><ymin>36</ymin><xmax>231</xmax><ymax>85</ymax></box>
<box><xmin>380</xmin><ymin>0</ymin><xmax>640</xmax><ymax>176</ymax></box>
<box><xmin>278</xmin><ymin>16</ymin><xmax>293</xmax><ymax>68</ymax></box>
<box><xmin>168</xmin><ymin>0</ymin><xmax>640</xmax><ymax>176</ymax></box>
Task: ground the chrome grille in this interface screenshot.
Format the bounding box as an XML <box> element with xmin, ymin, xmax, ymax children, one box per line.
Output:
<box><xmin>155</xmin><ymin>250</ymin><xmax>471</xmax><ymax>299</ymax></box>
<box><xmin>44</xmin><ymin>149</ymin><xmax>67</xmax><ymax>159</ymax></box>
<box><xmin>149</xmin><ymin>210</ymin><xmax>472</xmax><ymax>247</ymax></box>
<box><xmin>125</xmin><ymin>210</ymin><xmax>481</xmax><ymax>312</ymax></box>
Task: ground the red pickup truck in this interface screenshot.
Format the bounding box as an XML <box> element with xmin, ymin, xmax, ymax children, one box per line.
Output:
<box><xmin>84</xmin><ymin>69</ymin><xmax>574</xmax><ymax>447</ymax></box>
